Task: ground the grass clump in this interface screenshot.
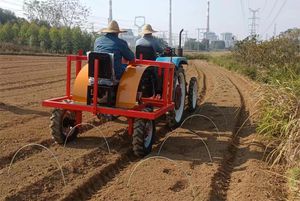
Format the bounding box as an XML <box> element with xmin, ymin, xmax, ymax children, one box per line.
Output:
<box><xmin>184</xmin><ymin>52</ymin><xmax>212</xmax><ymax>61</ymax></box>
<box><xmin>209</xmin><ymin>31</ymin><xmax>300</xmax><ymax>198</ymax></box>
<box><xmin>257</xmin><ymin>86</ymin><xmax>300</xmax><ymax>167</ymax></box>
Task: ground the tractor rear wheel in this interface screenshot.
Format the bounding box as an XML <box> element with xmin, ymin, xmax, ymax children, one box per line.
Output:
<box><xmin>132</xmin><ymin>108</ymin><xmax>155</xmax><ymax>157</ymax></box>
<box><xmin>167</xmin><ymin>68</ymin><xmax>186</xmax><ymax>127</ymax></box>
<box><xmin>188</xmin><ymin>77</ymin><xmax>198</xmax><ymax>112</ymax></box>
<box><xmin>50</xmin><ymin>109</ymin><xmax>79</xmax><ymax>144</ymax></box>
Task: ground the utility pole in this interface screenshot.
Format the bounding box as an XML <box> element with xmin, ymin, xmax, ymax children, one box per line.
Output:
<box><xmin>169</xmin><ymin>0</ymin><xmax>172</xmax><ymax>46</ymax></box>
<box><xmin>108</xmin><ymin>0</ymin><xmax>112</xmax><ymax>23</ymax></box>
<box><xmin>249</xmin><ymin>8</ymin><xmax>260</xmax><ymax>37</ymax></box>
<box><xmin>207</xmin><ymin>1</ymin><xmax>210</xmax><ymax>33</ymax></box>
<box><xmin>196</xmin><ymin>28</ymin><xmax>201</xmax><ymax>51</ymax></box>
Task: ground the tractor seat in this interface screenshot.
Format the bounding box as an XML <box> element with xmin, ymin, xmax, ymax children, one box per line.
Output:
<box><xmin>88</xmin><ymin>52</ymin><xmax>119</xmax><ymax>86</ymax></box>
<box><xmin>136</xmin><ymin>45</ymin><xmax>157</xmax><ymax>61</ymax></box>
<box><xmin>87</xmin><ymin>52</ymin><xmax>119</xmax><ymax>106</ymax></box>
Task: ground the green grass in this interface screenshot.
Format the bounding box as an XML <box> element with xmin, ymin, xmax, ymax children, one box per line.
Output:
<box><xmin>209</xmin><ymin>54</ymin><xmax>258</xmax><ymax>80</ymax></box>
<box><xmin>184</xmin><ymin>53</ymin><xmax>212</xmax><ymax>61</ymax></box>
<box><xmin>209</xmin><ymin>52</ymin><xmax>300</xmax><ymax>199</ymax></box>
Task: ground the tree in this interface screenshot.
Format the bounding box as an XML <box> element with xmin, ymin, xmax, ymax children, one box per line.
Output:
<box><xmin>39</xmin><ymin>26</ymin><xmax>50</xmax><ymax>50</ymax></box>
<box><xmin>11</xmin><ymin>23</ymin><xmax>20</xmax><ymax>42</ymax></box>
<box><xmin>0</xmin><ymin>8</ymin><xmax>17</xmax><ymax>24</ymax></box>
<box><xmin>27</xmin><ymin>22</ymin><xmax>39</xmax><ymax>47</ymax></box>
<box><xmin>49</xmin><ymin>27</ymin><xmax>61</xmax><ymax>52</ymax></box>
<box><xmin>0</xmin><ymin>23</ymin><xmax>14</xmax><ymax>42</ymax></box>
<box><xmin>59</xmin><ymin>0</ymin><xmax>89</xmax><ymax>27</ymax></box>
<box><xmin>60</xmin><ymin>27</ymin><xmax>73</xmax><ymax>53</ymax></box>
<box><xmin>72</xmin><ymin>27</ymin><xmax>83</xmax><ymax>53</ymax></box>
<box><xmin>19</xmin><ymin>22</ymin><xmax>30</xmax><ymax>45</ymax></box>
<box><xmin>81</xmin><ymin>31</ymin><xmax>93</xmax><ymax>52</ymax></box>
<box><xmin>23</xmin><ymin>0</ymin><xmax>90</xmax><ymax>27</ymax></box>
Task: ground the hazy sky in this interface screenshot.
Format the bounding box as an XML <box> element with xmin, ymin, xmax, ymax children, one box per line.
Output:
<box><xmin>1</xmin><ymin>0</ymin><xmax>299</xmax><ymax>40</ymax></box>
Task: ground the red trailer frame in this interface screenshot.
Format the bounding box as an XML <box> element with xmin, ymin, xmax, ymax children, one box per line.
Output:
<box><xmin>42</xmin><ymin>53</ymin><xmax>175</xmax><ymax>135</ymax></box>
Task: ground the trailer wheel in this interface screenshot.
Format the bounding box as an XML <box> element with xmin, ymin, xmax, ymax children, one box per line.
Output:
<box><xmin>50</xmin><ymin>109</ymin><xmax>79</xmax><ymax>144</ymax></box>
<box><xmin>132</xmin><ymin>108</ymin><xmax>155</xmax><ymax>157</ymax></box>
<box><xmin>167</xmin><ymin>68</ymin><xmax>186</xmax><ymax>127</ymax></box>
<box><xmin>188</xmin><ymin>77</ymin><xmax>198</xmax><ymax>112</ymax></box>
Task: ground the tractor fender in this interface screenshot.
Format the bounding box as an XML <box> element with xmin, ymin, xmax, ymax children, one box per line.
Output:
<box><xmin>156</xmin><ymin>57</ymin><xmax>188</xmax><ymax>69</ymax></box>
<box><xmin>116</xmin><ymin>65</ymin><xmax>150</xmax><ymax>108</ymax></box>
<box><xmin>73</xmin><ymin>64</ymin><xmax>89</xmax><ymax>103</ymax></box>
<box><xmin>72</xmin><ymin>64</ymin><xmax>151</xmax><ymax>107</ymax></box>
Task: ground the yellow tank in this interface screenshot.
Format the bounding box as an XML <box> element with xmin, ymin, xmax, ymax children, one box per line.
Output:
<box><xmin>72</xmin><ymin>64</ymin><xmax>89</xmax><ymax>103</ymax></box>
<box><xmin>72</xmin><ymin>64</ymin><xmax>149</xmax><ymax>109</ymax></box>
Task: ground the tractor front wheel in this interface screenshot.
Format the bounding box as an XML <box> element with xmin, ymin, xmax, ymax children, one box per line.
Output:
<box><xmin>132</xmin><ymin>109</ymin><xmax>155</xmax><ymax>157</ymax></box>
<box><xmin>167</xmin><ymin>68</ymin><xmax>186</xmax><ymax>127</ymax></box>
<box><xmin>188</xmin><ymin>77</ymin><xmax>198</xmax><ymax>112</ymax></box>
<box><xmin>50</xmin><ymin>109</ymin><xmax>79</xmax><ymax>144</ymax></box>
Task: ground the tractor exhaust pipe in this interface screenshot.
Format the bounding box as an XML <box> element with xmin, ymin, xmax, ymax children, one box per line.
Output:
<box><xmin>177</xmin><ymin>29</ymin><xmax>184</xmax><ymax>57</ymax></box>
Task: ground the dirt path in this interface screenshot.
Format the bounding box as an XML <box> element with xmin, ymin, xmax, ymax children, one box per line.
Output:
<box><xmin>0</xmin><ymin>56</ymin><xmax>286</xmax><ymax>200</ymax></box>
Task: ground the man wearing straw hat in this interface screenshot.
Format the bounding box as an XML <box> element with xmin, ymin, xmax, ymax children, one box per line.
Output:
<box><xmin>94</xmin><ymin>20</ymin><xmax>134</xmax><ymax>79</ymax></box>
<box><xmin>135</xmin><ymin>24</ymin><xmax>164</xmax><ymax>57</ymax></box>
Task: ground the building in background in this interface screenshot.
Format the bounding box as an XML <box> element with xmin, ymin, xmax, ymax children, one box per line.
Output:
<box><xmin>204</xmin><ymin>32</ymin><xmax>218</xmax><ymax>43</ymax></box>
<box><xmin>221</xmin><ymin>32</ymin><xmax>235</xmax><ymax>48</ymax></box>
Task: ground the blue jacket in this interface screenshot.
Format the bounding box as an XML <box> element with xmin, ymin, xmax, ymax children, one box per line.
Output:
<box><xmin>94</xmin><ymin>33</ymin><xmax>134</xmax><ymax>79</ymax></box>
<box><xmin>135</xmin><ymin>35</ymin><xmax>164</xmax><ymax>54</ymax></box>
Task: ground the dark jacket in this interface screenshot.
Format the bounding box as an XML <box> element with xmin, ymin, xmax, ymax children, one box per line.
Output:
<box><xmin>135</xmin><ymin>35</ymin><xmax>164</xmax><ymax>54</ymax></box>
<box><xmin>94</xmin><ymin>33</ymin><xmax>134</xmax><ymax>79</ymax></box>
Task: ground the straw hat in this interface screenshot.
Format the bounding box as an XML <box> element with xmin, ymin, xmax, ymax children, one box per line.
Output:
<box><xmin>101</xmin><ymin>20</ymin><xmax>127</xmax><ymax>33</ymax></box>
<box><xmin>140</xmin><ymin>24</ymin><xmax>158</xmax><ymax>35</ymax></box>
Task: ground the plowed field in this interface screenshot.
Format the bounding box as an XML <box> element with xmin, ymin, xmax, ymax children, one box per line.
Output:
<box><xmin>0</xmin><ymin>55</ymin><xmax>286</xmax><ymax>201</ymax></box>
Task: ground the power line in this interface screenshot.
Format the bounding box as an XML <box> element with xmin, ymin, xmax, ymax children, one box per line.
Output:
<box><xmin>265</xmin><ymin>0</ymin><xmax>279</xmax><ymax>20</ymax></box>
<box><xmin>261</xmin><ymin>0</ymin><xmax>268</xmax><ymax>13</ymax></box>
<box><xmin>240</xmin><ymin>0</ymin><xmax>246</xmax><ymax>20</ymax></box>
<box><xmin>263</xmin><ymin>0</ymin><xmax>288</xmax><ymax>35</ymax></box>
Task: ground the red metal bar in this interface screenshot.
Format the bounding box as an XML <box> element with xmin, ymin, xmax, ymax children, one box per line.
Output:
<box><xmin>93</xmin><ymin>59</ymin><xmax>99</xmax><ymax>115</ymax></box>
<box><xmin>43</xmin><ymin>97</ymin><xmax>174</xmax><ymax>120</ymax></box>
<box><xmin>128</xmin><ymin>118</ymin><xmax>134</xmax><ymax>135</ymax></box>
<box><xmin>162</xmin><ymin>65</ymin><xmax>169</xmax><ymax>106</ymax></box>
<box><xmin>168</xmin><ymin>67</ymin><xmax>174</xmax><ymax>104</ymax></box>
<box><xmin>42</xmin><ymin>96</ymin><xmax>69</xmax><ymax>103</ymax></box>
<box><xmin>76</xmin><ymin>111</ymin><xmax>82</xmax><ymax>125</ymax></box>
<box><xmin>158</xmin><ymin>68</ymin><xmax>162</xmax><ymax>77</ymax></box>
<box><xmin>66</xmin><ymin>57</ymin><xmax>71</xmax><ymax>98</ymax></box>
<box><xmin>141</xmin><ymin>98</ymin><xmax>163</xmax><ymax>105</ymax></box>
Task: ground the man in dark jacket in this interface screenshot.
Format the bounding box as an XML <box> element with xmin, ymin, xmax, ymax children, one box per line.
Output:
<box><xmin>135</xmin><ymin>24</ymin><xmax>164</xmax><ymax>57</ymax></box>
<box><xmin>94</xmin><ymin>20</ymin><xmax>134</xmax><ymax>79</ymax></box>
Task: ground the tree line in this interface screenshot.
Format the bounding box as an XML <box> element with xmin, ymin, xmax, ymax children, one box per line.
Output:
<box><xmin>0</xmin><ymin>6</ymin><xmax>94</xmax><ymax>54</ymax></box>
<box><xmin>0</xmin><ymin>19</ymin><xmax>94</xmax><ymax>54</ymax></box>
